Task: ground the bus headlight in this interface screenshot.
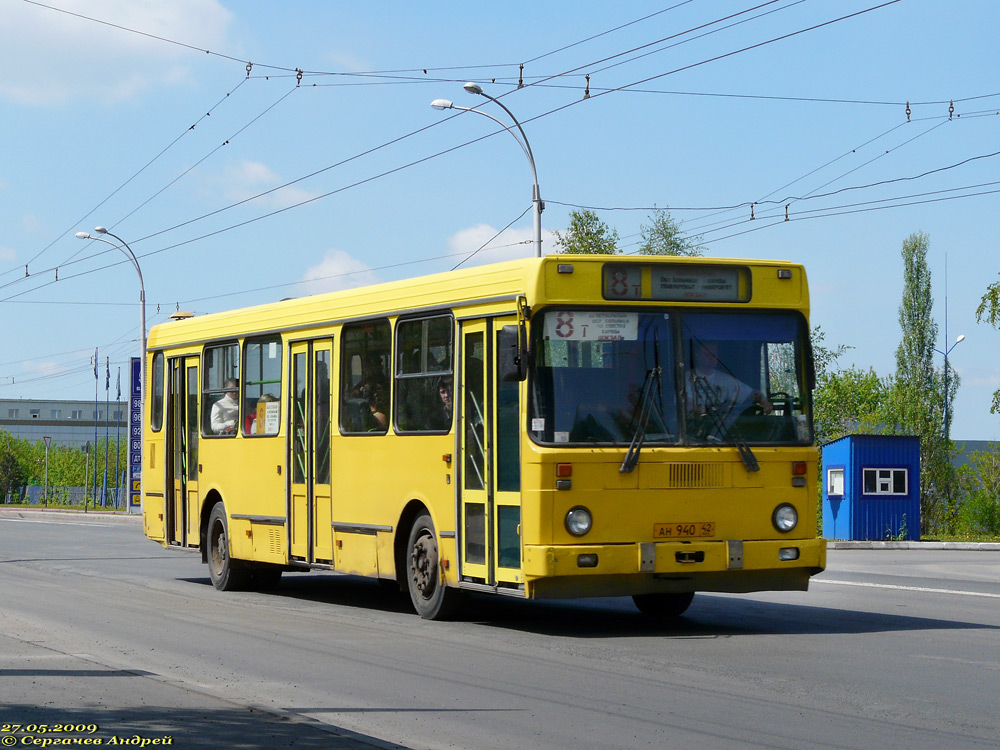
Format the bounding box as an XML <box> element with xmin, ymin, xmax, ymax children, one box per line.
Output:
<box><xmin>565</xmin><ymin>507</ymin><xmax>592</xmax><ymax>537</ymax></box>
<box><xmin>772</xmin><ymin>504</ymin><xmax>798</xmax><ymax>533</ymax></box>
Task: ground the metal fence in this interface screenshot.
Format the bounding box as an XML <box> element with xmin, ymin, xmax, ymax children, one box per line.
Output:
<box><xmin>6</xmin><ymin>485</ymin><xmax>124</xmax><ymax>508</ymax></box>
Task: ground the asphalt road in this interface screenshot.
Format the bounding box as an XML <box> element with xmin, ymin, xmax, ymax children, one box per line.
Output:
<box><xmin>1</xmin><ymin>510</ymin><xmax>998</xmax><ymax>749</ymax></box>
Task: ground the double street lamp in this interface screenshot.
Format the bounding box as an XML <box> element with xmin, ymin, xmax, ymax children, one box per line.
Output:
<box><xmin>75</xmin><ymin>227</ymin><xmax>146</xmax><ymax>365</ymax></box>
<box><xmin>432</xmin><ymin>82</ymin><xmax>544</xmax><ymax>257</ymax></box>
<box><xmin>76</xmin><ymin>227</ymin><xmax>146</xmax><ymax>512</ymax></box>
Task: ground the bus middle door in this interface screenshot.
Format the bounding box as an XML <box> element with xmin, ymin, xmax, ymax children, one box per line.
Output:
<box><xmin>288</xmin><ymin>339</ymin><xmax>334</xmax><ymax>564</ymax></box>
<box><xmin>459</xmin><ymin>318</ymin><xmax>523</xmax><ymax>590</ymax></box>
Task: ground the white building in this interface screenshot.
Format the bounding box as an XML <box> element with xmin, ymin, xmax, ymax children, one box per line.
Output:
<box><xmin>0</xmin><ymin>398</ymin><xmax>127</xmax><ymax>449</ymax></box>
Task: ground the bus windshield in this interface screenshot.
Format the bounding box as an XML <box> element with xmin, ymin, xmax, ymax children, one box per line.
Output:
<box><xmin>529</xmin><ymin>309</ymin><xmax>811</xmax><ymax>447</ymax></box>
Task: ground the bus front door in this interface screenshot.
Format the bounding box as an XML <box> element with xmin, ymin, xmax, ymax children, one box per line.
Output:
<box><xmin>459</xmin><ymin>318</ymin><xmax>523</xmax><ymax>589</ymax></box>
<box><xmin>166</xmin><ymin>357</ymin><xmax>198</xmax><ymax>547</ymax></box>
<box><xmin>288</xmin><ymin>339</ymin><xmax>334</xmax><ymax>564</ymax></box>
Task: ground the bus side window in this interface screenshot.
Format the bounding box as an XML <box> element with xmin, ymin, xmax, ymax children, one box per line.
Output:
<box><xmin>340</xmin><ymin>320</ymin><xmax>391</xmax><ymax>434</ymax></box>
<box><xmin>150</xmin><ymin>351</ymin><xmax>165</xmax><ymax>432</ymax></box>
<box><xmin>394</xmin><ymin>314</ymin><xmax>454</xmax><ymax>433</ymax></box>
<box><xmin>243</xmin><ymin>337</ymin><xmax>282</xmax><ymax>436</ymax></box>
<box><xmin>202</xmin><ymin>343</ymin><xmax>240</xmax><ymax>436</ymax></box>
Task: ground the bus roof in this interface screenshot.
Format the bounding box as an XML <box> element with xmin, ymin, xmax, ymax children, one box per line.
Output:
<box><xmin>147</xmin><ymin>255</ymin><xmax>806</xmax><ymax>350</ymax></box>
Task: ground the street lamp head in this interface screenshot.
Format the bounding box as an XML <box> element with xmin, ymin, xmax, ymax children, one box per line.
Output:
<box><xmin>463</xmin><ymin>81</ymin><xmax>484</xmax><ymax>96</ymax></box>
<box><xmin>956</xmin><ymin>334</ymin><xmax>966</xmax><ymax>344</ymax></box>
<box><xmin>94</xmin><ymin>226</ymin><xmax>108</xmax><ymax>235</ymax></box>
<box><xmin>430</xmin><ymin>99</ymin><xmax>454</xmax><ymax>110</ymax></box>
<box><xmin>75</xmin><ymin>232</ymin><xmax>91</xmax><ymax>239</ymax></box>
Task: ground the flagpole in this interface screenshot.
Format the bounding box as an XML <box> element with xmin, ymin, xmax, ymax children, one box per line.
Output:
<box><xmin>103</xmin><ymin>357</ymin><xmax>110</xmax><ymax>508</ymax></box>
<box><xmin>115</xmin><ymin>367</ymin><xmax>121</xmax><ymax>509</ymax></box>
<box><xmin>93</xmin><ymin>347</ymin><xmax>99</xmax><ymax>507</ymax></box>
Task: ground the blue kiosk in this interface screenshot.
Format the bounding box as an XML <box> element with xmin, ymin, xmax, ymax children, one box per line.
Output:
<box><xmin>822</xmin><ymin>434</ymin><xmax>921</xmax><ymax>541</ymax></box>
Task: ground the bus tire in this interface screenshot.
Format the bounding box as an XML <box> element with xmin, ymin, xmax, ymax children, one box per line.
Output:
<box><xmin>406</xmin><ymin>511</ymin><xmax>460</xmax><ymax>620</ymax></box>
<box><xmin>207</xmin><ymin>503</ymin><xmax>250</xmax><ymax>591</ymax></box>
<box><xmin>632</xmin><ymin>591</ymin><xmax>694</xmax><ymax>617</ymax></box>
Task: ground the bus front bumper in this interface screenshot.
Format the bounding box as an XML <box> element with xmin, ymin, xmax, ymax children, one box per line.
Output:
<box><xmin>521</xmin><ymin>538</ymin><xmax>827</xmax><ymax>599</ymax></box>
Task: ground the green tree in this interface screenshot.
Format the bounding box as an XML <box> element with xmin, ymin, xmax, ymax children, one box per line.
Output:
<box><xmin>975</xmin><ymin>272</ymin><xmax>1000</xmax><ymax>413</ymax></box>
<box><xmin>885</xmin><ymin>232</ymin><xmax>956</xmax><ymax>534</ymax></box>
<box><xmin>638</xmin><ymin>207</ymin><xmax>704</xmax><ymax>256</ymax></box>
<box><xmin>813</xmin><ymin>366</ymin><xmax>889</xmax><ymax>445</ymax></box>
<box><xmin>956</xmin><ymin>445</ymin><xmax>1000</xmax><ymax>535</ymax></box>
<box><xmin>0</xmin><ymin>431</ymin><xmax>28</xmax><ymax>502</ymax></box>
<box><xmin>554</xmin><ymin>209</ymin><xmax>619</xmax><ymax>255</ymax></box>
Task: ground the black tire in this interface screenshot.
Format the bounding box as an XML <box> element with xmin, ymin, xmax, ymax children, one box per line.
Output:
<box><xmin>632</xmin><ymin>591</ymin><xmax>695</xmax><ymax>617</ymax></box>
<box><xmin>406</xmin><ymin>511</ymin><xmax>460</xmax><ymax>620</ymax></box>
<box><xmin>207</xmin><ymin>503</ymin><xmax>250</xmax><ymax>591</ymax></box>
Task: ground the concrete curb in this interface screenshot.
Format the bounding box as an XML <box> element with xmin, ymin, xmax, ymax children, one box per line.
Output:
<box><xmin>0</xmin><ymin>508</ymin><xmax>141</xmax><ymax>524</ymax></box>
<box><xmin>827</xmin><ymin>540</ymin><xmax>1000</xmax><ymax>551</ymax></box>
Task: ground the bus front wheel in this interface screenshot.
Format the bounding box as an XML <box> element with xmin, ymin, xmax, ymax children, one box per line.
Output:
<box><xmin>406</xmin><ymin>512</ymin><xmax>460</xmax><ymax>620</ymax></box>
<box><xmin>632</xmin><ymin>591</ymin><xmax>694</xmax><ymax>617</ymax></box>
<box><xmin>207</xmin><ymin>503</ymin><xmax>250</xmax><ymax>591</ymax></box>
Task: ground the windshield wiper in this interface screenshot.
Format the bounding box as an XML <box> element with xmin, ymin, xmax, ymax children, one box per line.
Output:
<box><xmin>691</xmin><ymin>375</ymin><xmax>759</xmax><ymax>472</ymax></box>
<box><xmin>620</xmin><ymin>367</ymin><xmax>663</xmax><ymax>474</ymax></box>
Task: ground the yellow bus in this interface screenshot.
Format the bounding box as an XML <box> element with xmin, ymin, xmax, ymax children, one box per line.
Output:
<box><xmin>142</xmin><ymin>255</ymin><xmax>825</xmax><ymax>619</ymax></box>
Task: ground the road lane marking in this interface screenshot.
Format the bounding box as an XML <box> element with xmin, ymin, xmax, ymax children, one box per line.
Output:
<box><xmin>0</xmin><ymin>518</ymin><xmax>116</xmax><ymax>528</ymax></box>
<box><xmin>815</xmin><ymin>578</ymin><xmax>1000</xmax><ymax>599</ymax></box>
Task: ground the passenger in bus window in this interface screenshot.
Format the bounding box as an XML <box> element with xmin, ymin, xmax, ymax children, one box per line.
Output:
<box><xmin>687</xmin><ymin>342</ymin><xmax>771</xmax><ymax>432</ymax></box>
<box><xmin>368</xmin><ymin>388</ymin><xmax>388</xmax><ymax>431</ymax></box>
<box><xmin>352</xmin><ymin>354</ymin><xmax>387</xmax><ymax>400</ymax></box>
<box><xmin>428</xmin><ymin>376</ymin><xmax>453</xmax><ymax>430</ymax></box>
<box><xmin>211</xmin><ymin>378</ymin><xmax>239</xmax><ymax>434</ymax></box>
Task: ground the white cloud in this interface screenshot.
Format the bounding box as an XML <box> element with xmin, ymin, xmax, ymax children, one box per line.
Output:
<box><xmin>322</xmin><ymin>50</ymin><xmax>371</xmax><ymax>73</ymax></box>
<box><xmin>0</xmin><ymin>0</ymin><xmax>233</xmax><ymax>105</ymax></box>
<box><xmin>446</xmin><ymin>223</ymin><xmax>559</xmax><ymax>267</ymax></box>
<box><xmin>21</xmin><ymin>214</ymin><xmax>46</xmax><ymax>236</ymax></box>
<box><xmin>217</xmin><ymin>161</ymin><xmax>319</xmax><ymax>208</ymax></box>
<box><xmin>0</xmin><ymin>247</ymin><xmax>17</xmax><ymax>262</ymax></box>
<box><xmin>301</xmin><ymin>249</ymin><xmax>379</xmax><ymax>295</ymax></box>
<box><xmin>23</xmin><ymin>360</ymin><xmax>63</xmax><ymax>377</ymax></box>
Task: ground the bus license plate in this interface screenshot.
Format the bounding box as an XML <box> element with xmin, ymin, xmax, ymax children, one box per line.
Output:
<box><xmin>653</xmin><ymin>522</ymin><xmax>715</xmax><ymax>539</ymax></box>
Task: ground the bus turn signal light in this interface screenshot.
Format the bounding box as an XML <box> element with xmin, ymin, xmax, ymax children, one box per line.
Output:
<box><xmin>556</xmin><ymin>463</ymin><xmax>572</xmax><ymax>477</ymax></box>
<box><xmin>792</xmin><ymin>461</ymin><xmax>807</xmax><ymax>475</ymax></box>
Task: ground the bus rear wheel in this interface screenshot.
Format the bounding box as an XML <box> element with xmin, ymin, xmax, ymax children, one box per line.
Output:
<box><xmin>632</xmin><ymin>591</ymin><xmax>694</xmax><ymax>617</ymax></box>
<box><xmin>406</xmin><ymin>512</ymin><xmax>460</xmax><ymax>620</ymax></box>
<box><xmin>207</xmin><ymin>503</ymin><xmax>250</xmax><ymax>591</ymax></box>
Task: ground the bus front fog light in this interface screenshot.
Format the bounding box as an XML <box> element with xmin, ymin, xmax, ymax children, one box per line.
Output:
<box><xmin>772</xmin><ymin>504</ymin><xmax>798</xmax><ymax>533</ymax></box>
<box><xmin>565</xmin><ymin>507</ymin><xmax>592</xmax><ymax>537</ymax></box>
<box><xmin>779</xmin><ymin>547</ymin><xmax>800</xmax><ymax>561</ymax></box>
<box><xmin>577</xmin><ymin>553</ymin><xmax>598</xmax><ymax>568</ymax></box>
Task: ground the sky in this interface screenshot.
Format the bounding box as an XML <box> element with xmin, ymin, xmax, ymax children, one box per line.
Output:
<box><xmin>1</xmin><ymin>0</ymin><xmax>998</xmax><ymax>440</ymax></box>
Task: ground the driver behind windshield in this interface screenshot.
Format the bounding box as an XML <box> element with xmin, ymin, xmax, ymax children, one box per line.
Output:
<box><xmin>686</xmin><ymin>341</ymin><xmax>772</xmax><ymax>434</ymax></box>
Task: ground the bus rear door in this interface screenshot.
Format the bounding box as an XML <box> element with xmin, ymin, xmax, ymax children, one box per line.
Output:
<box><xmin>165</xmin><ymin>356</ymin><xmax>198</xmax><ymax>547</ymax></box>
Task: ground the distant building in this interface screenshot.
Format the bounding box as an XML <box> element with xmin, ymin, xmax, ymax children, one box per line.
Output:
<box><xmin>0</xmin><ymin>398</ymin><xmax>127</xmax><ymax>449</ymax></box>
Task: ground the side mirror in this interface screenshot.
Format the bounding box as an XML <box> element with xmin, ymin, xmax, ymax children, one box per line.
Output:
<box><xmin>498</xmin><ymin>325</ymin><xmax>528</xmax><ymax>382</ymax></box>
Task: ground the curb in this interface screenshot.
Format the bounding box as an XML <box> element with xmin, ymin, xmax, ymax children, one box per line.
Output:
<box><xmin>827</xmin><ymin>540</ymin><xmax>1000</xmax><ymax>551</ymax></box>
<box><xmin>0</xmin><ymin>508</ymin><xmax>142</xmax><ymax>525</ymax></box>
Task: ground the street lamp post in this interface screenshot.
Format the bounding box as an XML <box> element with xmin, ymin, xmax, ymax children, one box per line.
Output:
<box><xmin>76</xmin><ymin>228</ymin><xmax>146</xmax><ymax>513</ymax></box>
<box><xmin>431</xmin><ymin>82</ymin><xmax>544</xmax><ymax>257</ymax></box>
<box><xmin>933</xmin><ymin>334</ymin><xmax>965</xmax><ymax>440</ymax></box>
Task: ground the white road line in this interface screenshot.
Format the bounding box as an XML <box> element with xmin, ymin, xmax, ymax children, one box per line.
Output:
<box><xmin>815</xmin><ymin>578</ymin><xmax>1000</xmax><ymax>599</ymax></box>
<box><xmin>0</xmin><ymin>518</ymin><xmax>112</xmax><ymax>528</ymax></box>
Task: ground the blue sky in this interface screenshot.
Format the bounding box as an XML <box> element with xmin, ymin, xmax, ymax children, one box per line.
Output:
<box><xmin>1</xmin><ymin>0</ymin><xmax>997</xmax><ymax>439</ymax></box>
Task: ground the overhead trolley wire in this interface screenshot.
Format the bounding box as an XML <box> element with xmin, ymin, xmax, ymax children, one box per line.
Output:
<box><xmin>4</xmin><ymin>74</ymin><xmax>252</xmax><ymax>279</ymax></box>
<box><xmin>4</xmin><ymin>0</ymin><xmax>910</xmax><ymax>308</ymax></box>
